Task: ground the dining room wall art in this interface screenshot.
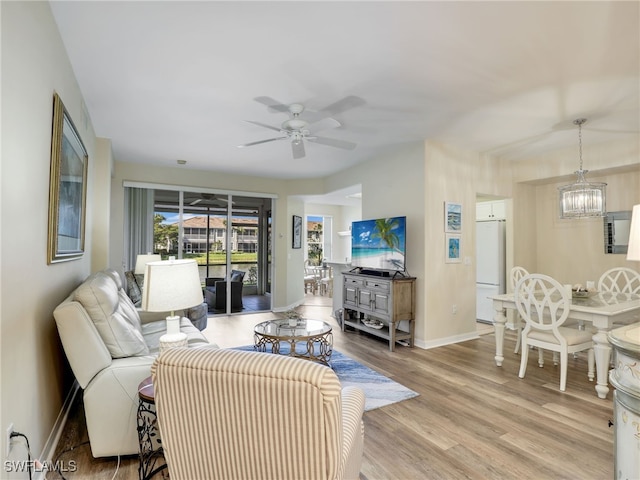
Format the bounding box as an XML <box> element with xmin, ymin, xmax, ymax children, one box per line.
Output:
<box><xmin>445</xmin><ymin>233</ymin><xmax>462</xmax><ymax>263</ymax></box>
<box><xmin>445</xmin><ymin>201</ymin><xmax>462</xmax><ymax>233</ymax></box>
<box><xmin>47</xmin><ymin>92</ymin><xmax>88</xmax><ymax>264</ymax></box>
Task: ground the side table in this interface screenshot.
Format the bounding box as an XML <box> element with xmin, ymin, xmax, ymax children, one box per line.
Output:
<box><xmin>137</xmin><ymin>376</ymin><xmax>167</xmax><ymax>480</ymax></box>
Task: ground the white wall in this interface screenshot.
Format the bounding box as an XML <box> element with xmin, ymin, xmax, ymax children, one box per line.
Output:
<box><xmin>423</xmin><ymin>141</ymin><xmax>514</xmax><ymax>346</ymax></box>
<box><xmin>1</xmin><ymin>1</ymin><xmax>98</xmax><ymax>467</ymax></box>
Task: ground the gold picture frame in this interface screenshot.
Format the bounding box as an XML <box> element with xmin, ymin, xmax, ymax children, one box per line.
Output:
<box><xmin>47</xmin><ymin>93</ymin><xmax>88</xmax><ymax>264</ymax></box>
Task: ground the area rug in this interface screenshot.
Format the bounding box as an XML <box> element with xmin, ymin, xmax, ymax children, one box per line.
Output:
<box><xmin>232</xmin><ymin>345</ymin><xmax>419</xmax><ymax>411</ymax></box>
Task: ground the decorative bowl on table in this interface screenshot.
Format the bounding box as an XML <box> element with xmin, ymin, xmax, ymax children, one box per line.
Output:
<box><xmin>572</xmin><ymin>286</ymin><xmax>597</xmax><ymax>298</ymax></box>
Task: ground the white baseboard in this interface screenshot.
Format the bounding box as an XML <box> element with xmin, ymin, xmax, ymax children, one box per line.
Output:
<box><xmin>33</xmin><ymin>381</ymin><xmax>80</xmax><ymax>480</ymax></box>
<box><xmin>273</xmin><ymin>300</ymin><xmax>304</xmax><ymax>313</ymax></box>
<box><xmin>414</xmin><ymin>331</ymin><xmax>480</xmax><ymax>350</ymax></box>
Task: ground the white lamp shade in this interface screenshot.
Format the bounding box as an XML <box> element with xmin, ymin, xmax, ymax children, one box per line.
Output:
<box><xmin>134</xmin><ymin>254</ymin><xmax>162</xmax><ymax>274</ymax></box>
<box><xmin>141</xmin><ymin>259</ymin><xmax>203</xmax><ymax>312</ymax></box>
<box><xmin>627</xmin><ymin>204</ymin><xmax>640</xmax><ymax>261</ymax></box>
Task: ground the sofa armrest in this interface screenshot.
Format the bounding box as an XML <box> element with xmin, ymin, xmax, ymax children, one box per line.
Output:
<box><xmin>205</xmin><ymin>277</ymin><xmax>224</xmax><ymax>287</ymax></box>
<box><xmin>54</xmin><ymin>300</ymin><xmax>112</xmax><ymax>389</ymax></box>
<box><xmin>137</xmin><ymin>309</ymin><xmax>172</xmax><ymax>325</ymax></box>
<box><xmin>83</xmin><ymin>355</ymin><xmax>157</xmax><ymax>457</ymax></box>
<box><xmin>340</xmin><ymin>386</ymin><xmax>365</xmax><ymax>480</ymax></box>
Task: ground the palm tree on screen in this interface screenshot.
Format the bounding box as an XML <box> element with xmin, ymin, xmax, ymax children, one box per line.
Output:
<box><xmin>371</xmin><ymin>218</ymin><xmax>401</xmax><ymax>253</ymax></box>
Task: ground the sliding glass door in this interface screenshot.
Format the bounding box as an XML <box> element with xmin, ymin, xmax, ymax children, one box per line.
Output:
<box><xmin>126</xmin><ymin>185</ymin><xmax>273</xmax><ymax>314</ymax></box>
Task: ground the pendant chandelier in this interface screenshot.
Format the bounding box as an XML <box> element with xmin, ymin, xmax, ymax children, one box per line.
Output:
<box><xmin>558</xmin><ymin>118</ymin><xmax>606</xmax><ymax>219</ymax></box>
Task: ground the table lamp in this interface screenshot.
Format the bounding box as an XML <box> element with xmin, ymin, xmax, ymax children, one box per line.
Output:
<box><xmin>141</xmin><ymin>258</ymin><xmax>203</xmax><ymax>351</ymax></box>
<box><xmin>134</xmin><ymin>253</ymin><xmax>161</xmax><ymax>275</ymax></box>
<box><xmin>627</xmin><ymin>204</ymin><xmax>640</xmax><ymax>262</ymax></box>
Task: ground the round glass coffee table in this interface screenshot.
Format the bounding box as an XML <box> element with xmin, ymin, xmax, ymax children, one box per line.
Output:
<box><xmin>254</xmin><ymin>319</ymin><xmax>333</xmax><ymax>365</ymax></box>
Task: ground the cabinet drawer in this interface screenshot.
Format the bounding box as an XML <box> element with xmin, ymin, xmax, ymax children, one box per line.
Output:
<box><xmin>364</xmin><ymin>280</ymin><xmax>390</xmax><ymax>292</ymax></box>
<box><xmin>344</xmin><ymin>276</ymin><xmax>364</xmax><ymax>287</ymax></box>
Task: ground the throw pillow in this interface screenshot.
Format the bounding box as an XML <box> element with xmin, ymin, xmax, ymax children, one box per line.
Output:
<box><xmin>124</xmin><ymin>270</ymin><xmax>142</xmax><ymax>307</ymax></box>
<box><xmin>230</xmin><ymin>270</ymin><xmax>245</xmax><ymax>283</ymax></box>
<box><xmin>75</xmin><ymin>271</ymin><xmax>149</xmax><ymax>358</ymax></box>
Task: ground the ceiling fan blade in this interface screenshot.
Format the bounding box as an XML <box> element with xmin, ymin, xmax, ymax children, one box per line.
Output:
<box><xmin>291</xmin><ymin>140</ymin><xmax>305</xmax><ymax>159</ymax></box>
<box><xmin>189</xmin><ymin>199</ymin><xmax>202</xmax><ymax>206</ymax></box>
<box><xmin>253</xmin><ymin>96</ymin><xmax>290</xmax><ymax>113</ymax></box>
<box><xmin>309</xmin><ymin>117</ymin><xmax>341</xmax><ymax>133</ymax></box>
<box><xmin>243</xmin><ymin>120</ymin><xmax>282</xmax><ymax>132</ymax></box>
<box><xmin>237</xmin><ymin>137</ymin><xmax>287</xmax><ymax>148</ymax></box>
<box><xmin>302</xmin><ymin>95</ymin><xmax>366</xmax><ymax>123</ymax></box>
<box><xmin>319</xmin><ymin>95</ymin><xmax>366</xmax><ymax>117</ymax></box>
<box><xmin>307</xmin><ymin>136</ymin><xmax>357</xmax><ymax>150</ymax></box>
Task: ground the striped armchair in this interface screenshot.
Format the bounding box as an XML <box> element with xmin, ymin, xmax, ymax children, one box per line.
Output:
<box><xmin>152</xmin><ymin>348</ymin><xmax>365</xmax><ymax>480</ymax></box>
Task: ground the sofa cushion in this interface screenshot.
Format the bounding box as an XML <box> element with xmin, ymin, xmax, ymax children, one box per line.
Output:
<box><xmin>124</xmin><ymin>270</ymin><xmax>143</xmax><ymax>307</ymax></box>
<box><xmin>185</xmin><ymin>303</ymin><xmax>208</xmax><ymax>331</ymax></box>
<box><xmin>142</xmin><ymin>318</ymin><xmax>212</xmax><ymax>354</ymax></box>
<box><xmin>75</xmin><ymin>271</ymin><xmax>149</xmax><ymax>358</ymax></box>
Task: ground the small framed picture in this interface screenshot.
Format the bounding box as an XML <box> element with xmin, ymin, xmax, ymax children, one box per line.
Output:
<box><xmin>445</xmin><ymin>202</ymin><xmax>462</xmax><ymax>233</ymax></box>
<box><xmin>292</xmin><ymin>215</ymin><xmax>302</xmax><ymax>249</ymax></box>
<box><xmin>445</xmin><ymin>233</ymin><xmax>462</xmax><ymax>263</ymax></box>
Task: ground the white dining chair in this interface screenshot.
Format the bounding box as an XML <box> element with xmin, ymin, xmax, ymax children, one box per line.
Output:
<box><xmin>304</xmin><ymin>260</ymin><xmax>319</xmax><ymax>294</ymax></box>
<box><xmin>597</xmin><ymin>267</ymin><xmax>640</xmax><ymax>295</ymax></box>
<box><xmin>515</xmin><ymin>273</ymin><xmax>594</xmax><ymax>392</ymax></box>
<box><xmin>319</xmin><ymin>266</ymin><xmax>333</xmax><ymax>297</ymax></box>
<box><xmin>509</xmin><ymin>266</ymin><xmax>529</xmax><ymax>354</ymax></box>
<box><xmin>598</xmin><ymin>267</ymin><xmax>640</xmax><ymax>326</ymax></box>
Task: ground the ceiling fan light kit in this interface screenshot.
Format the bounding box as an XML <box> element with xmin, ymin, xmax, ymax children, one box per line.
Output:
<box><xmin>237</xmin><ymin>96</ymin><xmax>361</xmax><ymax>159</ymax></box>
<box><xmin>558</xmin><ymin>118</ymin><xmax>607</xmax><ymax>219</ymax></box>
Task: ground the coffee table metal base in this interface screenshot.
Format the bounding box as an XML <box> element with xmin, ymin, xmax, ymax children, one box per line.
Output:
<box><xmin>254</xmin><ymin>319</ymin><xmax>333</xmax><ymax>365</ymax></box>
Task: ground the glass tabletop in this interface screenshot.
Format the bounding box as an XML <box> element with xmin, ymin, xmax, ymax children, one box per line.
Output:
<box><xmin>570</xmin><ymin>291</ymin><xmax>639</xmax><ymax>307</ymax></box>
<box><xmin>254</xmin><ymin>319</ymin><xmax>331</xmax><ymax>338</ymax></box>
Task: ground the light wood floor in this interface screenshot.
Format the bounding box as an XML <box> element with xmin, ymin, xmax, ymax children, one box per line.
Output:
<box><xmin>48</xmin><ymin>295</ymin><xmax>613</xmax><ymax>479</ymax></box>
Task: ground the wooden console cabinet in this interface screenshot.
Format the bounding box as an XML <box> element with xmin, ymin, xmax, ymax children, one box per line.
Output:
<box><xmin>342</xmin><ymin>272</ymin><xmax>416</xmax><ymax>351</ymax></box>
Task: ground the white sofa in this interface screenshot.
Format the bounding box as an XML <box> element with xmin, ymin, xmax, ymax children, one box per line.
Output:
<box><xmin>53</xmin><ymin>268</ymin><xmax>214</xmax><ymax>458</ymax></box>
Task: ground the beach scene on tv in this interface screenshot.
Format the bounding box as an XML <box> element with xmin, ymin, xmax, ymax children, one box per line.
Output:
<box><xmin>351</xmin><ymin>216</ymin><xmax>406</xmax><ymax>271</ymax></box>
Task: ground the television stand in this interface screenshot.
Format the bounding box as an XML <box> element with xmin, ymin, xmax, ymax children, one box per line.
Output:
<box><xmin>341</xmin><ymin>272</ymin><xmax>416</xmax><ymax>351</ymax></box>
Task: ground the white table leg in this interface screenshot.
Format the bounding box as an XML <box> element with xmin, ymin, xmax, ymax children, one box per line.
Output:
<box><xmin>592</xmin><ymin>328</ymin><xmax>612</xmax><ymax>399</ymax></box>
<box><xmin>493</xmin><ymin>304</ymin><xmax>506</xmax><ymax>367</ymax></box>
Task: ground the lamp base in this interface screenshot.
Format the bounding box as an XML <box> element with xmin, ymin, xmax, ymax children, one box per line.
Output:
<box><xmin>159</xmin><ymin>332</ymin><xmax>188</xmax><ymax>353</ymax></box>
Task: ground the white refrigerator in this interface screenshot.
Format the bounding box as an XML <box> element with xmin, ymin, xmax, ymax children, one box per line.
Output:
<box><xmin>476</xmin><ymin>220</ymin><xmax>506</xmax><ymax>323</ymax></box>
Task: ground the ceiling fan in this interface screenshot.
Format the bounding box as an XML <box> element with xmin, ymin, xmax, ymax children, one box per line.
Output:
<box><xmin>237</xmin><ymin>96</ymin><xmax>364</xmax><ymax>159</ymax></box>
<box><xmin>187</xmin><ymin>193</ymin><xmax>234</xmax><ymax>207</ymax></box>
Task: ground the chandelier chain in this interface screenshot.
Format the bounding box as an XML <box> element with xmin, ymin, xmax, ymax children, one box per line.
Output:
<box><xmin>574</xmin><ymin>118</ymin><xmax>586</xmax><ymax>172</ymax></box>
<box><xmin>578</xmin><ymin>121</ymin><xmax>583</xmax><ymax>171</ymax></box>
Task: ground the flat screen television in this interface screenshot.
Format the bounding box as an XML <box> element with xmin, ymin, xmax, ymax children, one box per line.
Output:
<box><xmin>351</xmin><ymin>216</ymin><xmax>406</xmax><ymax>272</ymax></box>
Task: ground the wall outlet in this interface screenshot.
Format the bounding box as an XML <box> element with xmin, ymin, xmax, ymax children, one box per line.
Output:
<box><xmin>452</xmin><ymin>304</ymin><xmax>458</xmax><ymax>315</ymax></box>
<box><xmin>6</xmin><ymin>423</ymin><xmax>14</xmax><ymax>457</ymax></box>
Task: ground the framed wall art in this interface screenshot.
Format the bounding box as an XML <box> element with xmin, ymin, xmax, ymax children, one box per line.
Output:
<box><xmin>444</xmin><ymin>201</ymin><xmax>462</xmax><ymax>233</ymax></box>
<box><xmin>445</xmin><ymin>233</ymin><xmax>462</xmax><ymax>263</ymax></box>
<box><xmin>47</xmin><ymin>92</ymin><xmax>88</xmax><ymax>264</ymax></box>
<box><xmin>292</xmin><ymin>215</ymin><xmax>302</xmax><ymax>249</ymax></box>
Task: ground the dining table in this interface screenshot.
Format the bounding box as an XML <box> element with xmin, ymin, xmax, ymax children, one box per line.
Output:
<box><xmin>489</xmin><ymin>291</ymin><xmax>640</xmax><ymax>399</ymax></box>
